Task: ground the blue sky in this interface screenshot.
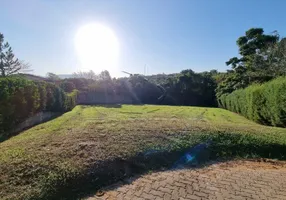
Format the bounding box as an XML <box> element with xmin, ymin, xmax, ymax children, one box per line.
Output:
<box><xmin>1</xmin><ymin>0</ymin><xmax>286</xmax><ymax>77</ymax></box>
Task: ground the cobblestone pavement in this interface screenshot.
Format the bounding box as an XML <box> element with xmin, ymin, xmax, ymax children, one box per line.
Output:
<box><xmin>87</xmin><ymin>160</ymin><xmax>286</xmax><ymax>200</ymax></box>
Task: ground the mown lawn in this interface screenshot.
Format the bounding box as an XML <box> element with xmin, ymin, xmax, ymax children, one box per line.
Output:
<box><xmin>1</xmin><ymin>105</ymin><xmax>286</xmax><ymax>199</ymax></box>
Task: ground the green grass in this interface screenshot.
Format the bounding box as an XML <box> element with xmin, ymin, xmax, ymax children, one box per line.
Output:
<box><xmin>1</xmin><ymin>105</ymin><xmax>286</xmax><ymax>199</ymax></box>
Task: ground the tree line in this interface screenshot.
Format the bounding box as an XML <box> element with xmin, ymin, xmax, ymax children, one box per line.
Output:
<box><xmin>1</xmin><ymin>27</ymin><xmax>286</xmax><ymax>126</ymax></box>
<box><xmin>45</xmin><ymin>69</ymin><xmax>217</xmax><ymax>107</ymax></box>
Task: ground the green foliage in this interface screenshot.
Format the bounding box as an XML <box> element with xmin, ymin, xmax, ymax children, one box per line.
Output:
<box><xmin>226</xmin><ymin>28</ymin><xmax>278</xmax><ymax>69</ymax></box>
<box><xmin>64</xmin><ymin>78</ymin><xmax>93</xmax><ymax>91</ymax></box>
<box><xmin>46</xmin><ymin>72</ymin><xmax>60</xmax><ymax>81</ymax></box>
<box><xmin>120</xmin><ymin>69</ymin><xmax>217</xmax><ymax>106</ymax></box>
<box><xmin>65</xmin><ymin>90</ymin><xmax>78</xmax><ymax>111</ymax></box>
<box><xmin>0</xmin><ymin>77</ymin><xmax>37</xmax><ymax>133</ymax></box>
<box><xmin>72</xmin><ymin>70</ymin><xmax>97</xmax><ymax>80</ymax></box>
<box><xmin>0</xmin><ymin>77</ymin><xmax>77</xmax><ymax>137</ymax></box>
<box><xmin>217</xmin><ymin>28</ymin><xmax>285</xmax><ymax>98</ymax></box>
<box><xmin>219</xmin><ymin>77</ymin><xmax>286</xmax><ymax>127</ymax></box>
<box><xmin>37</xmin><ymin>82</ymin><xmax>47</xmax><ymax>111</ymax></box>
<box><xmin>59</xmin><ymin>81</ymin><xmax>75</xmax><ymax>92</ymax></box>
<box><xmin>66</xmin><ymin>69</ymin><xmax>217</xmax><ymax>106</ymax></box>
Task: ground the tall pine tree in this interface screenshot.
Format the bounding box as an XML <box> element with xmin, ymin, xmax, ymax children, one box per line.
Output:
<box><xmin>0</xmin><ymin>33</ymin><xmax>27</xmax><ymax>77</ymax></box>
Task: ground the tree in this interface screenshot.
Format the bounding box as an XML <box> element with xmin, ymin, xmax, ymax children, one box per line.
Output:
<box><xmin>226</xmin><ymin>28</ymin><xmax>278</xmax><ymax>71</ymax></box>
<box><xmin>98</xmin><ymin>70</ymin><xmax>112</xmax><ymax>81</ymax></box>
<box><xmin>46</xmin><ymin>72</ymin><xmax>60</xmax><ymax>81</ymax></box>
<box><xmin>264</xmin><ymin>37</ymin><xmax>286</xmax><ymax>76</ymax></box>
<box><xmin>73</xmin><ymin>70</ymin><xmax>97</xmax><ymax>80</ymax></box>
<box><xmin>92</xmin><ymin>70</ymin><xmax>115</xmax><ymax>94</ymax></box>
<box><xmin>60</xmin><ymin>81</ymin><xmax>75</xmax><ymax>92</ymax></box>
<box><xmin>226</xmin><ymin>28</ymin><xmax>279</xmax><ymax>85</ymax></box>
<box><xmin>217</xmin><ymin>28</ymin><xmax>281</xmax><ymax>98</ymax></box>
<box><xmin>0</xmin><ymin>33</ymin><xmax>28</xmax><ymax>77</ymax></box>
<box><xmin>66</xmin><ymin>78</ymin><xmax>92</xmax><ymax>91</ymax></box>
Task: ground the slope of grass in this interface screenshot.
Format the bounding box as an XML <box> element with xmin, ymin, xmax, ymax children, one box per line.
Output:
<box><xmin>1</xmin><ymin>105</ymin><xmax>286</xmax><ymax>199</ymax></box>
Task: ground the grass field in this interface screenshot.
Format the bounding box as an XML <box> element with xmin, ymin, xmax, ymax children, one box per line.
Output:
<box><xmin>1</xmin><ymin>105</ymin><xmax>286</xmax><ymax>199</ymax></box>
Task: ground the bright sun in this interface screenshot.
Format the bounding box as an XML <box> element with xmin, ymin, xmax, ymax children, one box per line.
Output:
<box><xmin>75</xmin><ymin>23</ymin><xmax>119</xmax><ymax>73</ymax></box>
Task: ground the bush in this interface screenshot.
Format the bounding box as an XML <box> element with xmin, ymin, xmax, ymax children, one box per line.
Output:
<box><xmin>0</xmin><ymin>77</ymin><xmax>78</xmax><ymax>137</ymax></box>
<box><xmin>37</xmin><ymin>82</ymin><xmax>48</xmax><ymax>112</ymax></box>
<box><xmin>60</xmin><ymin>81</ymin><xmax>76</xmax><ymax>93</ymax></box>
<box><xmin>219</xmin><ymin>76</ymin><xmax>286</xmax><ymax>127</ymax></box>
<box><xmin>0</xmin><ymin>77</ymin><xmax>38</xmax><ymax>134</ymax></box>
<box><xmin>65</xmin><ymin>90</ymin><xmax>78</xmax><ymax>111</ymax></box>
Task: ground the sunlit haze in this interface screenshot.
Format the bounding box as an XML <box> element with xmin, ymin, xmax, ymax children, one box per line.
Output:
<box><xmin>75</xmin><ymin>23</ymin><xmax>119</xmax><ymax>75</ymax></box>
<box><xmin>1</xmin><ymin>0</ymin><xmax>286</xmax><ymax>77</ymax></box>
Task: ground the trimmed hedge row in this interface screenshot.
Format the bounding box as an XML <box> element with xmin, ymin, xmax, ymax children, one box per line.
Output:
<box><xmin>218</xmin><ymin>76</ymin><xmax>286</xmax><ymax>127</ymax></box>
<box><xmin>0</xmin><ymin>77</ymin><xmax>78</xmax><ymax>136</ymax></box>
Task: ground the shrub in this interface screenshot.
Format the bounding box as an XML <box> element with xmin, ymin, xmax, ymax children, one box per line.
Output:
<box><xmin>60</xmin><ymin>81</ymin><xmax>76</xmax><ymax>93</ymax></box>
<box><xmin>37</xmin><ymin>82</ymin><xmax>47</xmax><ymax>112</ymax></box>
<box><xmin>46</xmin><ymin>83</ymin><xmax>56</xmax><ymax>111</ymax></box>
<box><xmin>219</xmin><ymin>76</ymin><xmax>286</xmax><ymax>127</ymax></box>
<box><xmin>0</xmin><ymin>77</ymin><xmax>39</xmax><ymax>134</ymax></box>
<box><xmin>65</xmin><ymin>90</ymin><xmax>78</xmax><ymax>111</ymax></box>
<box><xmin>0</xmin><ymin>77</ymin><xmax>78</xmax><ymax>137</ymax></box>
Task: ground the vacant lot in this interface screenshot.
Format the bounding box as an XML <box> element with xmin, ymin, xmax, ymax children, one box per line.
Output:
<box><xmin>1</xmin><ymin>105</ymin><xmax>286</xmax><ymax>199</ymax></box>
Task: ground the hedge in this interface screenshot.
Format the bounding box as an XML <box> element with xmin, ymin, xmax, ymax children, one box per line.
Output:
<box><xmin>218</xmin><ymin>76</ymin><xmax>286</xmax><ymax>127</ymax></box>
<box><xmin>0</xmin><ymin>76</ymin><xmax>78</xmax><ymax>137</ymax></box>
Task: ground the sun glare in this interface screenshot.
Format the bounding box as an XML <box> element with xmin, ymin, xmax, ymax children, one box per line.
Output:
<box><xmin>75</xmin><ymin>23</ymin><xmax>119</xmax><ymax>73</ymax></box>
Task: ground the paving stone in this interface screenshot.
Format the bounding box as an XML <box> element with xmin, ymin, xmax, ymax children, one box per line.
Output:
<box><xmin>87</xmin><ymin>160</ymin><xmax>286</xmax><ymax>200</ymax></box>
